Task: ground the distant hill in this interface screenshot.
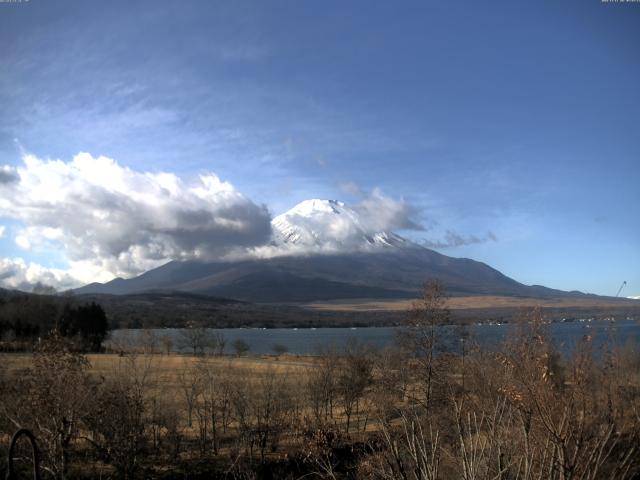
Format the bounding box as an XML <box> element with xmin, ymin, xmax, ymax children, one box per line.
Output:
<box><xmin>3</xmin><ymin>286</ymin><xmax>637</xmax><ymax>330</ymax></box>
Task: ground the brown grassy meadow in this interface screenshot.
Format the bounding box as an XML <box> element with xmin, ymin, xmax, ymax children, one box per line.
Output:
<box><xmin>2</xmin><ymin>302</ymin><xmax>640</xmax><ymax>479</ymax></box>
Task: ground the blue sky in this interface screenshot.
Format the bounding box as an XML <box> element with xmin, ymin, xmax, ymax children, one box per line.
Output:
<box><xmin>0</xmin><ymin>0</ymin><xmax>639</xmax><ymax>296</ymax></box>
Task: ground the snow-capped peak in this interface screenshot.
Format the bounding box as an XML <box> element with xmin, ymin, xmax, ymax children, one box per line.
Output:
<box><xmin>271</xmin><ymin>198</ymin><xmax>412</xmax><ymax>252</ymax></box>
<box><xmin>285</xmin><ymin>199</ymin><xmax>346</xmax><ymax>217</ymax></box>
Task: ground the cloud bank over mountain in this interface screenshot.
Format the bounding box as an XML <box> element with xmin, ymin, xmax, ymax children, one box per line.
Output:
<box><xmin>0</xmin><ymin>152</ymin><xmax>489</xmax><ymax>292</ymax></box>
<box><xmin>250</xmin><ymin>197</ymin><xmax>419</xmax><ymax>258</ymax></box>
<box><xmin>0</xmin><ymin>153</ymin><xmax>271</xmax><ymax>289</ymax></box>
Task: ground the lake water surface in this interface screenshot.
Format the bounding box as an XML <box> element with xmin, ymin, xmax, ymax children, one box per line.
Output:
<box><xmin>108</xmin><ymin>319</ymin><xmax>640</xmax><ymax>356</ymax></box>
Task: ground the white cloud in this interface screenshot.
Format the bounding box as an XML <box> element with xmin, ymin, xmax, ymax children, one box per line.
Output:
<box><xmin>0</xmin><ymin>258</ymin><xmax>79</xmax><ymax>291</ymax></box>
<box><xmin>422</xmin><ymin>230</ymin><xmax>498</xmax><ymax>249</ymax></box>
<box><xmin>15</xmin><ymin>234</ymin><xmax>31</xmax><ymax>250</ymax></box>
<box><xmin>0</xmin><ymin>152</ymin><xmax>272</xmax><ymax>289</ymax></box>
<box><xmin>0</xmin><ymin>154</ymin><xmax>433</xmax><ymax>291</ymax></box>
<box><xmin>253</xmin><ymin>192</ymin><xmax>423</xmax><ymax>258</ymax></box>
<box><xmin>0</xmin><ymin>225</ymin><xmax>5</xmax><ymax>238</ymax></box>
<box><xmin>353</xmin><ymin>188</ymin><xmax>423</xmax><ymax>233</ymax></box>
<box><xmin>338</xmin><ymin>181</ymin><xmax>363</xmax><ymax>197</ymax></box>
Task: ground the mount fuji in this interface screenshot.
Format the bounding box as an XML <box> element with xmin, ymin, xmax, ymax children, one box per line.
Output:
<box><xmin>75</xmin><ymin>199</ymin><xmax>583</xmax><ymax>302</ymax></box>
<box><xmin>271</xmin><ymin>199</ymin><xmax>411</xmax><ymax>251</ymax></box>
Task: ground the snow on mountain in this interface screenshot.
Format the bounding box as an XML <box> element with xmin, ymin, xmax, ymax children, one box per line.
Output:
<box><xmin>270</xmin><ymin>199</ymin><xmax>414</xmax><ymax>252</ymax></box>
<box><xmin>628</xmin><ymin>295</ymin><xmax>640</xmax><ymax>300</ymax></box>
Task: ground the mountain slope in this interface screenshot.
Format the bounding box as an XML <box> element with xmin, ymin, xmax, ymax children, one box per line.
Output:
<box><xmin>74</xmin><ymin>199</ymin><xmax>587</xmax><ymax>302</ymax></box>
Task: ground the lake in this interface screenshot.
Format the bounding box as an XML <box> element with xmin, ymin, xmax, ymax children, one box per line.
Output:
<box><xmin>108</xmin><ymin>318</ymin><xmax>640</xmax><ymax>356</ymax></box>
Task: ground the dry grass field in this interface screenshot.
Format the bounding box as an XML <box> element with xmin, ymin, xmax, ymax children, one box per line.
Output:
<box><xmin>305</xmin><ymin>294</ymin><xmax>640</xmax><ymax>311</ymax></box>
<box><xmin>1</xmin><ymin>351</ymin><xmax>315</xmax><ymax>406</ymax></box>
<box><xmin>2</xmin><ymin>304</ymin><xmax>640</xmax><ymax>479</ymax></box>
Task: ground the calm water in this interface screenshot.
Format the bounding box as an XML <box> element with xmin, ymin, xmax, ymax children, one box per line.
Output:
<box><xmin>108</xmin><ymin>319</ymin><xmax>640</xmax><ymax>356</ymax></box>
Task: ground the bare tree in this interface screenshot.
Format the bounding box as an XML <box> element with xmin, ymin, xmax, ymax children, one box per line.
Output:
<box><xmin>178</xmin><ymin>362</ymin><xmax>201</xmax><ymax>428</ymax></box>
<box><xmin>272</xmin><ymin>343</ymin><xmax>288</xmax><ymax>357</ymax></box>
<box><xmin>213</xmin><ymin>331</ymin><xmax>226</xmax><ymax>356</ymax></box>
<box><xmin>179</xmin><ymin>325</ymin><xmax>214</xmax><ymax>355</ymax></box>
<box><xmin>233</xmin><ymin>338</ymin><xmax>250</xmax><ymax>357</ymax></box>
<box><xmin>401</xmin><ymin>279</ymin><xmax>450</xmax><ymax>408</ymax></box>
<box><xmin>372</xmin><ymin>346</ymin><xmax>411</xmax><ymax>422</ymax></box>
<box><xmin>83</xmin><ymin>351</ymin><xmax>156</xmax><ymax>478</ymax></box>
<box><xmin>230</xmin><ymin>368</ymin><xmax>293</xmax><ymax>463</ymax></box>
<box><xmin>0</xmin><ymin>333</ymin><xmax>95</xmax><ymax>479</ymax></box>
<box><xmin>337</xmin><ymin>339</ymin><xmax>373</xmax><ymax>433</ymax></box>
<box><xmin>503</xmin><ymin>309</ymin><xmax>637</xmax><ymax>480</ymax></box>
<box><xmin>160</xmin><ymin>334</ymin><xmax>173</xmax><ymax>355</ymax></box>
<box><xmin>374</xmin><ymin>409</ymin><xmax>441</xmax><ymax>480</ymax></box>
<box><xmin>193</xmin><ymin>360</ymin><xmax>234</xmax><ymax>455</ymax></box>
<box><xmin>140</xmin><ymin>328</ymin><xmax>159</xmax><ymax>354</ymax></box>
<box><xmin>83</xmin><ymin>378</ymin><xmax>147</xmax><ymax>479</ymax></box>
<box><xmin>307</xmin><ymin>346</ymin><xmax>338</xmax><ymax>426</ymax></box>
